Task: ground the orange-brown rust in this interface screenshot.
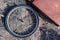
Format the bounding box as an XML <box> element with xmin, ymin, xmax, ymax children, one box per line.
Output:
<box><xmin>33</xmin><ymin>0</ymin><xmax>60</xmax><ymax>25</ymax></box>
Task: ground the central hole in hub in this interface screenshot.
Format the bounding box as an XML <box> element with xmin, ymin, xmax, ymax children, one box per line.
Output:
<box><xmin>17</xmin><ymin>18</ymin><xmax>24</xmax><ymax>22</ymax></box>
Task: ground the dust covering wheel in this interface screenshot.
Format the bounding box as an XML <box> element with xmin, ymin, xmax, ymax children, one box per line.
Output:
<box><xmin>5</xmin><ymin>4</ymin><xmax>39</xmax><ymax>38</ymax></box>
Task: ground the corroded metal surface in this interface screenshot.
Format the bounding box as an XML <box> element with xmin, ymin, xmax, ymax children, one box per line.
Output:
<box><xmin>33</xmin><ymin>0</ymin><xmax>60</xmax><ymax>25</ymax></box>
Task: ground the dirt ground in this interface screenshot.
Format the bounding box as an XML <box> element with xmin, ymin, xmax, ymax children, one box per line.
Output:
<box><xmin>0</xmin><ymin>0</ymin><xmax>60</xmax><ymax>40</ymax></box>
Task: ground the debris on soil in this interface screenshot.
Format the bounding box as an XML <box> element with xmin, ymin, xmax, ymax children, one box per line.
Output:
<box><xmin>0</xmin><ymin>0</ymin><xmax>7</xmax><ymax>10</ymax></box>
<box><xmin>0</xmin><ymin>0</ymin><xmax>60</xmax><ymax>40</ymax></box>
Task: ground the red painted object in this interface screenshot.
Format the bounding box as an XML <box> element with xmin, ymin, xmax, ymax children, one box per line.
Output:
<box><xmin>33</xmin><ymin>0</ymin><xmax>60</xmax><ymax>25</ymax></box>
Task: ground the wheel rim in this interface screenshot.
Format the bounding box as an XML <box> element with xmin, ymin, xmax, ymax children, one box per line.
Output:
<box><xmin>5</xmin><ymin>4</ymin><xmax>39</xmax><ymax>38</ymax></box>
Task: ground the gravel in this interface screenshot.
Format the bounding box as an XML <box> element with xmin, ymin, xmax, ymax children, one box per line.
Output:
<box><xmin>0</xmin><ymin>0</ymin><xmax>60</xmax><ymax>40</ymax></box>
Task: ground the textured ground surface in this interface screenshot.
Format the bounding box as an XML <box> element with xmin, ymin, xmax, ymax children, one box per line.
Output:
<box><xmin>0</xmin><ymin>0</ymin><xmax>60</xmax><ymax>40</ymax></box>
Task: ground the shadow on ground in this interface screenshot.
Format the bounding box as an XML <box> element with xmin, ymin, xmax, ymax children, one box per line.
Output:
<box><xmin>39</xmin><ymin>27</ymin><xmax>60</xmax><ymax>40</ymax></box>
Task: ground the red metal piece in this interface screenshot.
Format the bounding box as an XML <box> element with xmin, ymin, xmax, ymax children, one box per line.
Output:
<box><xmin>33</xmin><ymin>0</ymin><xmax>60</xmax><ymax>25</ymax></box>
